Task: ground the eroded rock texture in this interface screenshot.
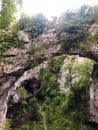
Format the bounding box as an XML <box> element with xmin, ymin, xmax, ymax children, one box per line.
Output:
<box><xmin>89</xmin><ymin>64</ymin><xmax>98</xmax><ymax>123</ymax></box>
<box><xmin>0</xmin><ymin>28</ymin><xmax>98</xmax><ymax>126</ymax></box>
<box><xmin>0</xmin><ymin>29</ymin><xmax>59</xmax><ymax>124</ymax></box>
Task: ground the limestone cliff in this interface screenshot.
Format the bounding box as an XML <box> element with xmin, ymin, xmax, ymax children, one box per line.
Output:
<box><xmin>0</xmin><ymin>27</ymin><xmax>98</xmax><ymax>128</ymax></box>
<box><xmin>0</xmin><ymin>29</ymin><xmax>60</xmax><ymax>125</ymax></box>
<box><xmin>89</xmin><ymin>64</ymin><xmax>98</xmax><ymax>123</ymax></box>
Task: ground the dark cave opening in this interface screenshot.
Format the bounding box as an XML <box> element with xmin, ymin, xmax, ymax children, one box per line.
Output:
<box><xmin>21</xmin><ymin>78</ymin><xmax>41</xmax><ymax>94</ymax></box>
<box><xmin>23</xmin><ymin>83</ymin><xmax>32</xmax><ymax>93</ymax></box>
<box><xmin>7</xmin><ymin>78</ymin><xmax>41</xmax><ymax>129</ymax></box>
<box><xmin>87</xmin><ymin>121</ymin><xmax>98</xmax><ymax>130</ymax></box>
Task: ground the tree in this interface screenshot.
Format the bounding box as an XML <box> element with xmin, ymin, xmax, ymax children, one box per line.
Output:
<box><xmin>0</xmin><ymin>0</ymin><xmax>18</xmax><ymax>29</ymax></box>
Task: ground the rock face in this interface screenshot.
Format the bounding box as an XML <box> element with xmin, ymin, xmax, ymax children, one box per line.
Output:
<box><xmin>34</xmin><ymin>29</ymin><xmax>58</xmax><ymax>44</ymax></box>
<box><xmin>0</xmin><ymin>60</ymin><xmax>48</xmax><ymax>125</ymax></box>
<box><xmin>89</xmin><ymin>64</ymin><xmax>98</xmax><ymax>123</ymax></box>
<box><xmin>58</xmin><ymin>56</ymin><xmax>82</xmax><ymax>93</ymax></box>
<box><xmin>18</xmin><ymin>30</ymin><xmax>31</xmax><ymax>43</ymax></box>
<box><xmin>58</xmin><ymin>69</ymin><xmax>70</xmax><ymax>93</ymax></box>
<box><xmin>0</xmin><ymin>29</ymin><xmax>59</xmax><ymax>125</ymax></box>
<box><xmin>0</xmin><ymin>28</ymin><xmax>98</xmax><ymax>127</ymax></box>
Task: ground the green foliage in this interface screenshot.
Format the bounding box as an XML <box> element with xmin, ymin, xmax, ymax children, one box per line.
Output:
<box><xmin>20</xmin><ymin>123</ymin><xmax>44</xmax><ymax>130</ymax></box>
<box><xmin>48</xmin><ymin>55</ymin><xmax>66</xmax><ymax>74</ymax></box>
<box><xmin>0</xmin><ymin>30</ymin><xmax>23</xmax><ymax>52</ymax></box>
<box><xmin>17</xmin><ymin>14</ymin><xmax>31</xmax><ymax>30</ymax></box>
<box><xmin>2</xmin><ymin>5</ymin><xmax>96</xmax><ymax>130</ymax></box>
<box><xmin>8</xmin><ymin>97</ymin><xmax>43</xmax><ymax>130</ymax></box>
<box><xmin>38</xmin><ymin>57</ymin><xmax>93</xmax><ymax>130</ymax></box>
<box><xmin>30</xmin><ymin>42</ymin><xmax>47</xmax><ymax>68</ymax></box>
<box><xmin>92</xmin><ymin>6</ymin><xmax>98</xmax><ymax>23</ymax></box>
<box><xmin>8</xmin><ymin>56</ymin><xmax>94</xmax><ymax>130</ymax></box>
<box><xmin>57</xmin><ymin>5</ymin><xmax>98</xmax><ymax>52</ymax></box>
<box><xmin>2</xmin><ymin>118</ymin><xmax>12</xmax><ymax>130</ymax></box>
<box><xmin>63</xmin><ymin>57</ymin><xmax>93</xmax><ymax>90</ymax></box>
<box><xmin>30</xmin><ymin>42</ymin><xmax>47</xmax><ymax>56</ymax></box>
<box><xmin>0</xmin><ymin>0</ymin><xmax>18</xmax><ymax>29</ymax></box>
<box><xmin>0</xmin><ymin>29</ymin><xmax>24</xmax><ymax>66</ymax></box>
<box><xmin>58</xmin><ymin>5</ymin><xmax>94</xmax><ymax>30</ymax></box>
<box><xmin>17</xmin><ymin>86</ymin><xmax>27</xmax><ymax>100</ymax></box>
<box><xmin>37</xmin><ymin>56</ymin><xmax>66</xmax><ymax>99</ymax></box>
<box><xmin>20</xmin><ymin>124</ymin><xmax>33</xmax><ymax>130</ymax></box>
<box><xmin>31</xmin><ymin>59</ymin><xmax>39</xmax><ymax>68</ymax></box>
<box><xmin>79</xmin><ymin>43</ymin><xmax>88</xmax><ymax>51</ymax></box>
<box><xmin>60</xmin><ymin>27</ymin><xmax>90</xmax><ymax>51</ymax></box>
<box><xmin>60</xmin><ymin>58</ymin><xmax>94</xmax><ymax>130</ymax></box>
<box><xmin>60</xmin><ymin>32</ymin><xmax>69</xmax><ymax>39</ymax></box>
<box><xmin>27</xmin><ymin>98</ymin><xmax>41</xmax><ymax>122</ymax></box>
<box><xmin>17</xmin><ymin>14</ymin><xmax>47</xmax><ymax>37</ymax></box>
<box><xmin>38</xmin><ymin>68</ymin><xmax>59</xmax><ymax>98</ymax></box>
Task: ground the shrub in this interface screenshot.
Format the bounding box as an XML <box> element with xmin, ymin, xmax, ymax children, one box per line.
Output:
<box><xmin>17</xmin><ymin>14</ymin><xmax>47</xmax><ymax>37</ymax></box>
<box><xmin>2</xmin><ymin>118</ymin><xmax>12</xmax><ymax>130</ymax></box>
<box><xmin>0</xmin><ymin>30</ymin><xmax>23</xmax><ymax>53</ymax></box>
<box><xmin>17</xmin><ymin>86</ymin><xmax>27</xmax><ymax>100</ymax></box>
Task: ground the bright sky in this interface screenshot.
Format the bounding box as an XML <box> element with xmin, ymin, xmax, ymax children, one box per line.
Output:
<box><xmin>22</xmin><ymin>0</ymin><xmax>98</xmax><ymax>18</ymax></box>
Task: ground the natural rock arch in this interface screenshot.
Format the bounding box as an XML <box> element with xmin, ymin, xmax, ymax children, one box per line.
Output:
<box><xmin>0</xmin><ymin>29</ymin><xmax>98</xmax><ymax>127</ymax></box>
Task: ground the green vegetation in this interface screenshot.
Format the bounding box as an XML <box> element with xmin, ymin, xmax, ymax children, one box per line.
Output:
<box><xmin>1</xmin><ymin>118</ymin><xmax>12</xmax><ymax>130</ymax></box>
<box><xmin>0</xmin><ymin>0</ymin><xmax>19</xmax><ymax>29</ymax></box>
<box><xmin>7</xmin><ymin>56</ymin><xmax>94</xmax><ymax>130</ymax></box>
<box><xmin>8</xmin><ymin>97</ymin><xmax>43</xmax><ymax>130</ymax></box>
<box><xmin>30</xmin><ymin>42</ymin><xmax>47</xmax><ymax>68</ymax></box>
<box><xmin>0</xmin><ymin>2</ymin><xmax>97</xmax><ymax>130</ymax></box>
<box><xmin>57</xmin><ymin>5</ymin><xmax>98</xmax><ymax>52</ymax></box>
<box><xmin>17</xmin><ymin>87</ymin><xmax>27</xmax><ymax>100</ymax></box>
<box><xmin>48</xmin><ymin>55</ymin><xmax>67</xmax><ymax>74</ymax></box>
<box><xmin>36</xmin><ymin>57</ymin><xmax>93</xmax><ymax>130</ymax></box>
<box><xmin>0</xmin><ymin>29</ymin><xmax>24</xmax><ymax>67</ymax></box>
<box><xmin>37</xmin><ymin>56</ymin><xmax>66</xmax><ymax>98</ymax></box>
<box><xmin>17</xmin><ymin>14</ymin><xmax>47</xmax><ymax>37</ymax></box>
<box><xmin>0</xmin><ymin>30</ymin><xmax>23</xmax><ymax>52</ymax></box>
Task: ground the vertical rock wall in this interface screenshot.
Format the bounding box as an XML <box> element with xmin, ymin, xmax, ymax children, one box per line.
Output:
<box><xmin>89</xmin><ymin>64</ymin><xmax>98</xmax><ymax>123</ymax></box>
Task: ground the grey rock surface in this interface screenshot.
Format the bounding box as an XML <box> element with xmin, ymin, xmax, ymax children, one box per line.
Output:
<box><xmin>89</xmin><ymin>64</ymin><xmax>98</xmax><ymax>123</ymax></box>
<box><xmin>0</xmin><ymin>28</ymin><xmax>98</xmax><ymax>126</ymax></box>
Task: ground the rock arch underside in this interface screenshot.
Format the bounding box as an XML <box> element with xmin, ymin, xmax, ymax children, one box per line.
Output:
<box><xmin>0</xmin><ymin>28</ymin><xmax>98</xmax><ymax>128</ymax></box>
